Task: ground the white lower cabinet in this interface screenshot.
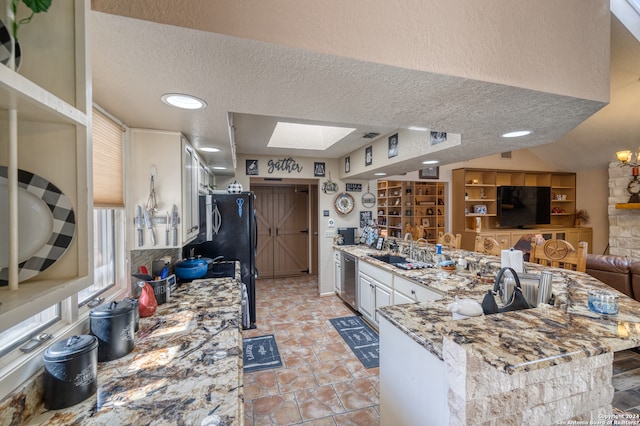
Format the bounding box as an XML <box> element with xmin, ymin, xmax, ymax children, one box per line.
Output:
<box><xmin>334</xmin><ymin>251</ymin><xmax>341</xmax><ymax>295</ymax></box>
<box><xmin>374</xmin><ymin>283</ymin><xmax>392</xmax><ymax>324</ymax></box>
<box><xmin>358</xmin><ymin>261</ymin><xmax>393</xmax><ymax>328</ymax></box>
<box><xmin>358</xmin><ymin>273</ymin><xmax>375</xmax><ymax>320</ymax></box>
<box><xmin>351</xmin><ymin>256</ymin><xmax>444</xmax><ymax>329</ymax></box>
<box><xmin>393</xmin><ymin>275</ymin><xmax>444</xmax><ymax>304</ymax></box>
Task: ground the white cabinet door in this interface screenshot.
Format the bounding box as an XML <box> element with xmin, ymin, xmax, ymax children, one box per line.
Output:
<box><xmin>334</xmin><ymin>258</ymin><xmax>341</xmax><ymax>295</ymax></box>
<box><xmin>182</xmin><ymin>142</ymin><xmax>200</xmax><ymax>243</ymax></box>
<box><xmin>393</xmin><ymin>289</ymin><xmax>415</xmax><ymax>305</ymax></box>
<box><xmin>358</xmin><ymin>272</ymin><xmax>375</xmax><ymax>322</ymax></box>
<box><xmin>374</xmin><ymin>283</ymin><xmax>392</xmax><ymax>325</ymax></box>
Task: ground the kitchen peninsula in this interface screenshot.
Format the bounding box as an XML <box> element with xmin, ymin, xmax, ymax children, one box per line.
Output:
<box><xmin>18</xmin><ymin>274</ymin><xmax>244</xmax><ymax>425</ymax></box>
<box><xmin>335</xmin><ymin>244</ymin><xmax>640</xmax><ymax>425</ymax></box>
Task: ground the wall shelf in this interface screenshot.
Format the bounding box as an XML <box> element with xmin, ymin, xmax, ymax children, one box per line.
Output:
<box><xmin>616</xmin><ymin>203</ymin><xmax>640</xmax><ymax>209</ymax></box>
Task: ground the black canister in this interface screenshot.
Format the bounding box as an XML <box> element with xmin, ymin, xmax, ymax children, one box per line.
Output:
<box><xmin>90</xmin><ymin>300</ymin><xmax>135</xmax><ymax>362</ymax></box>
<box><xmin>149</xmin><ymin>279</ymin><xmax>169</xmax><ymax>305</ymax></box>
<box><xmin>43</xmin><ymin>335</ymin><xmax>98</xmax><ymax>410</ymax></box>
<box><xmin>122</xmin><ymin>297</ymin><xmax>140</xmax><ymax>331</ymax></box>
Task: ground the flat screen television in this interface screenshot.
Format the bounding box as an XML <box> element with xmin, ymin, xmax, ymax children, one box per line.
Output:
<box><xmin>497</xmin><ymin>186</ymin><xmax>551</xmax><ymax>228</ymax></box>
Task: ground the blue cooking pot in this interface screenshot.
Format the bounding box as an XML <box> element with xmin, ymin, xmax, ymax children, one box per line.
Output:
<box><xmin>174</xmin><ymin>258</ymin><xmax>208</xmax><ymax>280</ymax></box>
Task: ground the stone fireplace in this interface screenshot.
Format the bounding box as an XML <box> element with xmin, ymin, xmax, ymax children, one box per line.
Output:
<box><xmin>608</xmin><ymin>162</ymin><xmax>640</xmax><ymax>259</ymax></box>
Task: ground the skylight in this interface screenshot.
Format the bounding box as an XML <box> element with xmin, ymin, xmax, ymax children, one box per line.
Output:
<box><xmin>611</xmin><ymin>0</ymin><xmax>640</xmax><ymax>43</ymax></box>
<box><xmin>267</xmin><ymin>122</ymin><xmax>356</xmax><ymax>150</ymax></box>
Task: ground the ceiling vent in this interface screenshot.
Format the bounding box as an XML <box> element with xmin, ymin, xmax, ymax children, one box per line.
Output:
<box><xmin>362</xmin><ymin>132</ymin><xmax>380</xmax><ymax>139</ymax></box>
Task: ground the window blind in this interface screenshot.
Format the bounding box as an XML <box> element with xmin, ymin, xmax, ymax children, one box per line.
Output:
<box><xmin>93</xmin><ymin>107</ymin><xmax>124</xmax><ymax>207</ymax></box>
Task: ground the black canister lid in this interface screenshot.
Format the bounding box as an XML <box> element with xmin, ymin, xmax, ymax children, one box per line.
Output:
<box><xmin>90</xmin><ymin>300</ymin><xmax>135</xmax><ymax>318</ymax></box>
<box><xmin>44</xmin><ymin>335</ymin><xmax>98</xmax><ymax>362</ymax></box>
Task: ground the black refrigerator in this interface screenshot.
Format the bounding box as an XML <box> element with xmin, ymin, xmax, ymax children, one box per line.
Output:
<box><xmin>184</xmin><ymin>192</ymin><xmax>257</xmax><ymax>328</ymax></box>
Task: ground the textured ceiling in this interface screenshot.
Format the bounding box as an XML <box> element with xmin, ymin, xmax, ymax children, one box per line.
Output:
<box><xmin>90</xmin><ymin>9</ymin><xmax>638</xmax><ymax>179</ymax></box>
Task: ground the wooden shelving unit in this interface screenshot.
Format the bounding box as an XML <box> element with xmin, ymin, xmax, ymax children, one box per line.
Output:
<box><xmin>377</xmin><ymin>180</ymin><xmax>446</xmax><ymax>242</ymax></box>
<box><xmin>452</xmin><ymin>168</ymin><xmax>591</xmax><ymax>252</ymax></box>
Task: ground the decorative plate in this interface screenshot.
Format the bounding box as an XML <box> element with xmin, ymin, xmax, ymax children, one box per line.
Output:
<box><xmin>0</xmin><ymin>167</ymin><xmax>76</xmax><ymax>285</ymax></box>
<box><xmin>0</xmin><ymin>18</ymin><xmax>22</xmax><ymax>70</ymax></box>
<box><xmin>334</xmin><ymin>192</ymin><xmax>355</xmax><ymax>215</ymax></box>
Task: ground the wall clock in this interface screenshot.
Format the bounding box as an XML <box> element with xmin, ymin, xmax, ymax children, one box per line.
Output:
<box><xmin>334</xmin><ymin>193</ymin><xmax>355</xmax><ymax>215</ymax></box>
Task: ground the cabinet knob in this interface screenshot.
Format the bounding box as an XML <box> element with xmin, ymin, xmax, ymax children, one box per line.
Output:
<box><xmin>411</xmin><ymin>290</ymin><xmax>416</xmax><ymax>295</ymax></box>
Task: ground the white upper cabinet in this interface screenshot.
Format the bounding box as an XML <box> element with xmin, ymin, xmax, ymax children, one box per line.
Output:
<box><xmin>128</xmin><ymin>129</ymin><xmax>205</xmax><ymax>250</ymax></box>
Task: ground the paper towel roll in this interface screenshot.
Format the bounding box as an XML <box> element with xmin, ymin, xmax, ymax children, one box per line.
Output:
<box><xmin>501</xmin><ymin>249</ymin><xmax>524</xmax><ymax>272</ymax></box>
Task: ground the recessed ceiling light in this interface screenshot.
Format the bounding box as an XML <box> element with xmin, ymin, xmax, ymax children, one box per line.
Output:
<box><xmin>199</xmin><ymin>147</ymin><xmax>221</xmax><ymax>153</ymax></box>
<box><xmin>161</xmin><ymin>93</ymin><xmax>207</xmax><ymax>110</ymax></box>
<box><xmin>409</xmin><ymin>126</ymin><xmax>428</xmax><ymax>132</ymax></box>
<box><xmin>422</xmin><ymin>160</ymin><xmax>439</xmax><ymax>165</ymax></box>
<box><xmin>268</xmin><ymin>122</ymin><xmax>356</xmax><ymax>150</ymax></box>
<box><xmin>374</xmin><ymin>172</ymin><xmax>387</xmax><ymax>176</ymax></box>
<box><xmin>501</xmin><ymin>130</ymin><xmax>532</xmax><ymax>138</ymax></box>
<box><xmin>212</xmin><ymin>166</ymin><xmax>226</xmax><ymax>170</ymax></box>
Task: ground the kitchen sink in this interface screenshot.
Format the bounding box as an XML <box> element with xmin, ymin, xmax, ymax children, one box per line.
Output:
<box><xmin>369</xmin><ymin>255</ymin><xmax>408</xmax><ymax>264</ymax></box>
<box><xmin>368</xmin><ymin>255</ymin><xmax>433</xmax><ymax>270</ymax></box>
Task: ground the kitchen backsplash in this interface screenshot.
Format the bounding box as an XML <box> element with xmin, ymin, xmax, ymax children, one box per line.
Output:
<box><xmin>130</xmin><ymin>248</ymin><xmax>181</xmax><ymax>275</ymax></box>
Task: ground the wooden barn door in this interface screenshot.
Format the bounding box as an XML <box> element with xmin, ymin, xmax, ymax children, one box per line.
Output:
<box><xmin>254</xmin><ymin>185</ymin><xmax>309</xmax><ymax>278</ymax></box>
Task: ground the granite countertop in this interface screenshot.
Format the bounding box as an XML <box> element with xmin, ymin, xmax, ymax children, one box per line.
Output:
<box><xmin>335</xmin><ymin>244</ymin><xmax>640</xmax><ymax>374</ymax></box>
<box><xmin>30</xmin><ymin>276</ymin><xmax>243</xmax><ymax>426</ymax></box>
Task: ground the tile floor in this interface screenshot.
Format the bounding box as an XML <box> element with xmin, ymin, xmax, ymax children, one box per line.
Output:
<box><xmin>242</xmin><ymin>275</ymin><xmax>640</xmax><ymax>425</ymax></box>
<box><xmin>242</xmin><ymin>275</ymin><xmax>380</xmax><ymax>425</ymax></box>
<box><xmin>613</xmin><ymin>349</ymin><xmax>640</xmax><ymax>418</ymax></box>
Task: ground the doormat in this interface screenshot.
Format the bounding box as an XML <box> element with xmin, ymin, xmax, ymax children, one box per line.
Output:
<box><xmin>329</xmin><ymin>316</ymin><xmax>379</xmax><ymax>369</ymax></box>
<box><xmin>243</xmin><ymin>334</ymin><xmax>282</xmax><ymax>373</ymax></box>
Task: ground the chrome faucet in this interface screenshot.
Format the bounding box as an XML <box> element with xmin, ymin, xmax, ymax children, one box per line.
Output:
<box><xmin>404</xmin><ymin>232</ymin><xmax>414</xmax><ymax>260</ymax></box>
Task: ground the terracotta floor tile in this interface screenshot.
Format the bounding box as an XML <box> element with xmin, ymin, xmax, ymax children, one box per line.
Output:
<box><xmin>333</xmin><ymin>378</ymin><xmax>379</xmax><ymax>410</ymax></box>
<box><xmin>333</xmin><ymin>406</ymin><xmax>380</xmax><ymax>426</ymax></box>
<box><xmin>296</xmin><ymin>385</ymin><xmax>346</xmax><ymax>421</ymax></box>
<box><xmin>252</xmin><ymin>393</ymin><xmax>302</xmax><ymax>425</ymax></box>
<box><xmin>244</xmin><ymin>276</ymin><xmax>377</xmax><ymax>425</ymax></box>
<box><xmin>301</xmin><ymin>417</ymin><xmax>337</xmax><ymax>425</ymax></box>
<box><xmin>312</xmin><ymin>361</ymin><xmax>354</xmax><ymax>386</ymax></box>
<box><xmin>276</xmin><ymin>367</ymin><xmax>319</xmax><ymax>393</ymax></box>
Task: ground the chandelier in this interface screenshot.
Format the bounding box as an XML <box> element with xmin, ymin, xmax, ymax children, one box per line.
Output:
<box><xmin>616</xmin><ymin>150</ymin><xmax>640</xmax><ymax>203</ymax></box>
<box><xmin>616</xmin><ymin>150</ymin><xmax>640</xmax><ymax>168</ymax></box>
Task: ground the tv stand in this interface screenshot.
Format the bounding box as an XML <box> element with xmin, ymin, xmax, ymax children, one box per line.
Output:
<box><xmin>452</xmin><ymin>168</ymin><xmax>590</xmax><ymax>252</ymax></box>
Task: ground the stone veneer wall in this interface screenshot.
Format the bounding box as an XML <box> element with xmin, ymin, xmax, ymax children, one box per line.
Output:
<box><xmin>443</xmin><ymin>338</ymin><xmax>614</xmax><ymax>425</ymax></box>
<box><xmin>608</xmin><ymin>162</ymin><xmax>640</xmax><ymax>259</ymax></box>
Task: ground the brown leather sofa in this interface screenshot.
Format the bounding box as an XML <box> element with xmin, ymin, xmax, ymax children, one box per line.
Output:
<box><xmin>585</xmin><ymin>254</ymin><xmax>639</xmax><ymax>300</ymax></box>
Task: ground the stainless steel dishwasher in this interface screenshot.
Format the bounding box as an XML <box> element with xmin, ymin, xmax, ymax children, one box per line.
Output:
<box><xmin>340</xmin><ymin>253</ymin><xmax>357</xmax><ymax>309</ymax></box>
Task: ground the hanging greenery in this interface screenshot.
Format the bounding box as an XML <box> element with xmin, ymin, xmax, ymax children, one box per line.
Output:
<box><xmin>10</xmin><ymin>0</ymin><xmax>53</xmax><ymax>39</ymax></box>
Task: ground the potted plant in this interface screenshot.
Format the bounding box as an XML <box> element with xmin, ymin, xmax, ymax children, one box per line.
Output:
<box><xmin>575</xmin><ymin>209</ymin><xmax>590</xmax><ymax>227</ymax></box>
<box><xmin>10</xmin><ymin>0</ymin><xmax>53</xmax><ymax>39</ymax></box>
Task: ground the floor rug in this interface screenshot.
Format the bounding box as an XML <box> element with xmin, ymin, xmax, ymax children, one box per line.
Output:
<box><xmin>243</xmin><ymin>334</ymin><xmax>282</xmax><ymax>373</ymax></box>
<box><xmin>329</xmin><ymin>316</ymin><xmax>379</xmax><ymax>369</ymax></box>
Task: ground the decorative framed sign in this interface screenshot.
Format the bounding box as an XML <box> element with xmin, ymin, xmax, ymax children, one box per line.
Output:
<box><xmin>365</xmin><ymin>146</ymin><xmax>373</xmax><ymax>166</ymax></box>
<box><xmin>246</xmin><ymin>159</ymin><xmax>259</xmax><ymax>175</ymax></box>
<box><xmin>419</xmin><ymin>166</ymin><xmax>439</xmax><ymax>180</ymax></box>
<box><xmin>314</xmin><ymin>162</ymin><xmax>326</xmax><ymax>177</ymax></box>
<box><xmin>345</xmin><ymin>183</ymin><xmax>362</xmax><ymax>192</ymax></box>
<box><xmin>388</xmin><ymin>133</ymin><xmax>398</xmax><ymax>158</ymax></box>
<box><xmin>360</xmin><ymin>210</ymin><xmax>373</xmax><ymax>228</ymax></box>
<box><xmin>430</xmin><ymin>131</ymin><xmax>447</xmax><ymax>145</ymax></box>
